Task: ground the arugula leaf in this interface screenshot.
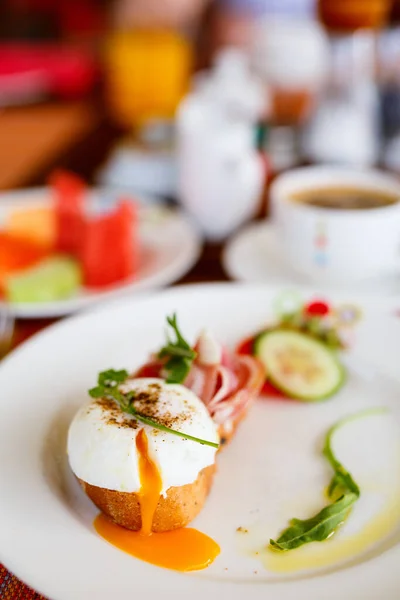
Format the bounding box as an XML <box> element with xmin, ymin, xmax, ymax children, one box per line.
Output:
<box><xmin>89</xmin><ymin>369</ymin><xmax>133</xmax><ymax>410</ymax></box>
<box><xmin>327</xmin><ymin>471</ymin><xmax>358</xmax><ymax>501</ymax></box>
<box><xmin>322</xmin><ymin>411</ymin><xmax>379</xmax><ymax>498</ymax></box>
<box><xmin>270</xmin><ymin>493</ymin><xmax>358</xmax><ymax>551</ymax></box>
<box><xmin>89</xmin><ymin>369</ymin><xmax>218</xmax><ymax>449</ymax></box>
<box><xmin>269</xmin><ymin>409</ymin><xmax>386</xmax><ymax>552</ymax></box>
<box><xmin>98</xmin><ymin>369</ymin><xmax>129</xmax><ymax>387</ymax></box>
<box><xmin>158</xmin><ymin>314</ymin><xmax>197</xmax><ymax>384</ymax></box>
<box><xmin>164</xmin><ymin>356</ymin><xmax>193</xmax><ymax>385</ymax></box>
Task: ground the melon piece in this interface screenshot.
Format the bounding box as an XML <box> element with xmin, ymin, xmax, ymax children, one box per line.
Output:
<box><xmin>5</xmin><ymin>207</ymin><xmax>56</xmax><ymax>249</ymax></box>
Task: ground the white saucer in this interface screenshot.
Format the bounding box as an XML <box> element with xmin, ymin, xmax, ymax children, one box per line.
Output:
<box><xmin>223</xmin><ymin>221</ymin><xmax>400</xmax><ymax>296</ymax></box>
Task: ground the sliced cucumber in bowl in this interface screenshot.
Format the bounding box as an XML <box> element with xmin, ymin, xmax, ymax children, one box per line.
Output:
<box><xmin>254</xmin><ymin>329</ymin><xmax>345</xmax><ymax>401</ymax></box>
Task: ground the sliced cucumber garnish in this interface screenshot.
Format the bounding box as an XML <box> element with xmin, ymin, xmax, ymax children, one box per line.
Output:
<box><xmin>254</xmin><ymin>329</ymin><xmax>345</xmax><ymax>401</ymax></box>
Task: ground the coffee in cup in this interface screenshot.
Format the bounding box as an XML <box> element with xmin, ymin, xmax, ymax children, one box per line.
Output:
<box><xmin>270</xmin><ymin>167</ymin><xmax>400</xmax><ymax>285</ymax></box>
<box><xmin>290</xmin><ymin>187</ymin><xmax>398</xmax><ymax>210</ymax></box>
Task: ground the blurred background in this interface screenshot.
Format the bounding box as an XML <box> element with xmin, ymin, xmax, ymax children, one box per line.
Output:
<box><xmin>1</xmin><ymin>0</ymin><xmax>400</xmax><ymax>314</ymax></box>
<box><xmin>0</xmin><ymin>0</ymin><xmax>400</xmax><ymax>197</ymax></box>
<box><xmin>2</xmin><ymin>4</ymin><xmax>400</xmax><ymax>595</ymax></box>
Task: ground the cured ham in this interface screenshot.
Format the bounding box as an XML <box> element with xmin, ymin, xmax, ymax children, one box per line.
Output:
<box><xmin>135</xmin><ymin>330</ymin><xmax>265</xmax><ymax>443</ymax></box>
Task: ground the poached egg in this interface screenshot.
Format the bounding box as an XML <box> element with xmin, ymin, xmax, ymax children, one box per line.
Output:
<box><xmin>68</xmin><ymin>378</ymin><xmax>219</xmax><ymax>495</ymax></box>
<box><xmin>67</xmin><ymin>378</ymin><xmax>220</xmax><ymax>571</ymax></box>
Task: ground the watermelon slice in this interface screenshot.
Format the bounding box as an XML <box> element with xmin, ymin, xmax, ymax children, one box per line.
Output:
<box><xmin>81</xmin><ymin>200</ymin><xmax>137</xmax><ymax>287</ymax></box>
<box><xmin>50</xmin><ymin>170</ymin><xmax>86</xmax><ymax>255</ymax></box>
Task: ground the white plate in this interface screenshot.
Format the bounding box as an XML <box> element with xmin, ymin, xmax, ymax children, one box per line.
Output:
<box><xmin>1</xmin><ymin>283</ymin><xmax>400</xmax><ymax>600</ymax></box>
<box><xmin>0</xmin><ymin>188</ymin><xmax>202</xmax><ymax>318</ymax></box>
<box><xmin>223</xmin><ymin>221</ymin><xmax>400</xmax><ymax>296</ymax></box>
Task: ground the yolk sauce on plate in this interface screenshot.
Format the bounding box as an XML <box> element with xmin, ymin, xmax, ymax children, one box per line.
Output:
<box><xmin>94</xmin><ymin>429</ymin><xmax>220</xmax><ymax>571</ymax></box>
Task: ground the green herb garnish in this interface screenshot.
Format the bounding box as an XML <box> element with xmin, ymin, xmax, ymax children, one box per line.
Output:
<box><xmin>89</xmin><ymin>369</ymin><xmax>218</xmax><ymax>449</ymax></box>
<box><xmin>269</xmin><ymin>408</ymin><xmax>385</xmax><ymax>552</ymax></box>
<box><xmin>323</xmin><ymin>413</ymin><xmax>361</xmax><ymax>499</ymax></box>
<box><xmin>158</xmin><ymin>314</ymin><xmax>197</xmax><ymax>384</ymax></box>
<box><xmin>269</xmin><ymin>493</ymin><xmax>358</xmax><ymax>551</ymax></box>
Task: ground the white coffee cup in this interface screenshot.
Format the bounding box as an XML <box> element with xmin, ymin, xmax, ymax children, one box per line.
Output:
<box><xmin>270</xmin><ymin>166</ymin><xmax>400</xmax><ymax>284</ymax></box>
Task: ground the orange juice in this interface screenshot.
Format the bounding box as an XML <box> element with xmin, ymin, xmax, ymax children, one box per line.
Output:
<box><xmin>104</xmin><ymin>29</ymin><xmax>192</xmax><ymax>128</ymax></box>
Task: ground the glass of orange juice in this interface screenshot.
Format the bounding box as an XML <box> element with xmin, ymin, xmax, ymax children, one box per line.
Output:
<box><xmin>104</xmin><ymin>29</ymin><xmax>193</xmax><ymax>129</ymax></box>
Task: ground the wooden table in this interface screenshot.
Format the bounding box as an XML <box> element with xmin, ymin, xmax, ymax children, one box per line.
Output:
<box><xmin>0</xmin><ymin>103</ymin><xmax>231</xmax><ymax>600</ymax></box>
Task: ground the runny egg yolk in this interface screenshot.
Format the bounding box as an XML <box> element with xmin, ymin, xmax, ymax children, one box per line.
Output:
<box><xmin>94</xmin><ymin>428</ymin><xmax>220</xmax><ymax>571</ymax></box>
<box><xmin>136</xmin><ymin>427</ymin><xmax>163</xmax><ymax>536</ymax></box>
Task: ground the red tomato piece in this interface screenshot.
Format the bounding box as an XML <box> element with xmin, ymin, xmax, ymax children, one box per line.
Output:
<box><xmin>50</xmin><ymin>170</ymin><xmax>86</xmax><ymax>255</ymax></box>
<box><xmin>236</xmin><ymin>334</ymin><xmax>286</xmax><ymax>399</ymax></box>
<box><xmin>135</xmin><ymin>361</ymin><xmax>164</xmax><ymax>378</ymax></box>
<box><xmin>236</xmin><ymin>337</ymin><xmax>254</xmax><ymax>356</ymax></box>
<box><xmin>81</xmin><ymin>200</ymin><xmax>137</xmax><ymax>288</ymax></box>
<box><xmin>261</xmin><ymin>380</ymin><xmax>285</xmax><ymax>398</ymax></box>
<box><xmin>304</xmin><ymin>300</ymin><xmax>330</xmax><ymax>317</ymax></box>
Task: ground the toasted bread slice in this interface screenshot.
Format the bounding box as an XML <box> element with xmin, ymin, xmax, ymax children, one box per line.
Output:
<box><xmin>79</xmin><ymin>464</ymin><xmax>215</xmax><ymax>532</ymax></box>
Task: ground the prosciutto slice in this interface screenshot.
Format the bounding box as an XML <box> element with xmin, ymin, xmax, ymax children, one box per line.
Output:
<box><xmin>134</xmin><ymin>332</ymin><xmax>265</xmax><ymax>442</ymax></box>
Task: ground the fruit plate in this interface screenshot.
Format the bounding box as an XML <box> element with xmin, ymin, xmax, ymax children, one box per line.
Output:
<box><xmin>0</xmin><ymin>188</ymin><xmax>202</xmax><ymax>318</ymax></box>
<box><xmin>0</xmin><ymin>283</ymin><xmax>400</xmax><ymax>600</ymax></box>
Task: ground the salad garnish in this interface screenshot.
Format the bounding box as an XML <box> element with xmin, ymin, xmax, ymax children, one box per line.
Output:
<box><xmin>158</xmin><ymin>314</ymin><xmax>197</xmax><ymax>384</ymax></box>
<box><xmin>238</xmin><ymin>294</ymin><xmax>362</xmax><ymax>401</ymax></box>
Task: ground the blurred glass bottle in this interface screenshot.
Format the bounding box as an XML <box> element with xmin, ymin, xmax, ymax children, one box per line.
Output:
<box><xmin>303</xmin><ymin>0</ymin><xmax>393</xmax><ymax>166</ymax></box>
<box><xmin>379</xmin><ymin>17</ymin><xmax>400</xmax><ymax>172</ymax></box>
<box><xmin>304</xmin><ymin>33</ymin><xmax>381</xmax><ymax>166</ymax></box>
<box><xmin>389</xmin><ymin>0</ymin><xmax>400</xmax><ymax>21</ymax></box>
<box><xmin>250</xmin><ymin>16</ymin><xmax>330</xmax><ymax>171</ymax></box>
<box><xmin>318</xmin><ymin>0</ymin><xmax>393</xmax><ymax>31</ymax></box>
<box><xmin>207</xmin><ymin>0</ymin><xmax>322</xmax><ymax>122</ymax></box>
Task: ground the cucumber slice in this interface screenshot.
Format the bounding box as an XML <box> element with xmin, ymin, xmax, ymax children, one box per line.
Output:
<box><xmin>5</xmin><ymin>256</ymin><xmax>82</xmax><ymax>303</ymax></box>
<box><xmin>254</xmin><ymin>329</ymin><xmax>345</xmax><ymax>401</ymax></box>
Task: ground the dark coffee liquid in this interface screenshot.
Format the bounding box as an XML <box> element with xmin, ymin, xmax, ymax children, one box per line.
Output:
<box><xmin>291</xmin><ymin>188</ymin><xmax>398</xmax><ymax>210</ymax></box>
